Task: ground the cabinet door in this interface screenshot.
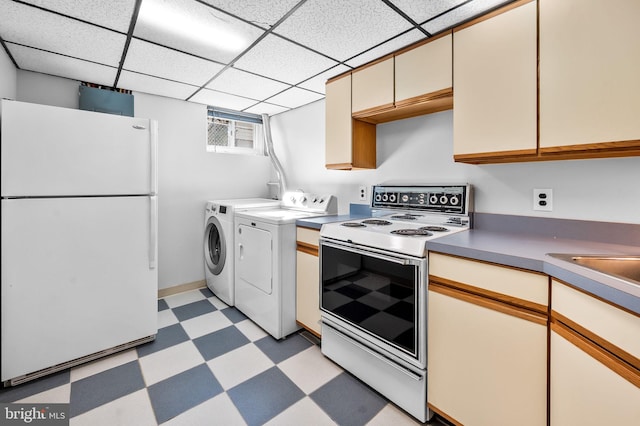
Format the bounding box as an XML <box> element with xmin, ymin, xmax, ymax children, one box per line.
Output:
<box><xmin>453</xmin><ymin>0</ymin><xmax>537</xmax><ymax>162</ymax></box>
<box><xmin>550</xmin><ymin>328</ymin><xmax>640</xmax><ymax>425</ymax></box>
<box><xmin>395</xmin><ymin>33</ymin><xmax>452</xmax><ymax>104</ymax></box>
<box><xmin>325</xmin><ymin>75</ymin><xmax>353</xmax><ymax>168</ymax></box>
<box><xmin>428</xmin><ymin>287</ymin><xmax>547</xmax><ymax>426</ymax></box>
<box><xmin>539</xmin><ymin>0</ymin><xmax>640</xmax><ymax>154</ymax></box>
<box><xmin>296</xmin><ymin>250</ymin><xmax>321</xmax><ymax>336</ymax></box>
<box><xmin>351</xmin><ymin>58</ymin><xmax>394</xmax><ymax>115</ymax></box>
<box><xmin>296</xmin><ymin>227</ymin><xmax>321</xmax><ymax>336</ymax></box>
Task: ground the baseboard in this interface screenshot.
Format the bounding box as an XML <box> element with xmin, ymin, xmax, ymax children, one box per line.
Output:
<box><xmin>158</xmin><ymin>280</ymin><xmax>206</xmax><ymax>299</ymax></box>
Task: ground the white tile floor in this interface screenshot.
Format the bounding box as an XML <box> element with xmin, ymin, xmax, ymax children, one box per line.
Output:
<box><xmin>0</xmin><ymin>287</ymin><xmax>446</xmax><ymax>425</ymax></box>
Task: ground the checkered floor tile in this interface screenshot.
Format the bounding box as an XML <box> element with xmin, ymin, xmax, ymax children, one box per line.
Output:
<box><xmin>0</xmin><ymin>288</ymin><xmax>444</xmax><ymax>425</ymax></box>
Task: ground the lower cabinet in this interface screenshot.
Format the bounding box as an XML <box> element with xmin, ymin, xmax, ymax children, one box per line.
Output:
<box><xmin>427</xmin><ymin>252</ymin><xmax>548</xmax><ymax>426</ymax></box>
<box><xmin>550</xmin><ymin>280</ymin><xmax>640</xmax><ymax>425</ymax></box>
<box><xmin>295</xmin><ymin>227</ymin><xmax>321</xmax><ymax>336</ymax></box>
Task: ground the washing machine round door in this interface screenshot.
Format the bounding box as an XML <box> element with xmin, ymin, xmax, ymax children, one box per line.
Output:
<box><xmin>204</xmin><ymin>216</ymin><xmax>226</xmax><ymax>275</ymax></box>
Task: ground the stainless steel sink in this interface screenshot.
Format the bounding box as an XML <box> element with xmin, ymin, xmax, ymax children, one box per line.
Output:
<box><xmin>548</xmin><ymin>254</ymin><xmax>640</xmax><ymax>285</ymax></box>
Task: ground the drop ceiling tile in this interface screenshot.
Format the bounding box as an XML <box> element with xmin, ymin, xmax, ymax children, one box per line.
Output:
<box><xmin>134</xmin><ymin>0</ymin><xmax>265</xmax><ymax>63</ymax></box>
<box><xmin>422</xmin><ymin>0</ymin><xmax>513</xmax><ymax>34</ymax></box>
<box><xmin>345</xmin><ymin>29</ymin><xmax>425</xmax><ymax>68</ymax></box>
<box><xmin>190</xmin><ymin>88</ymin><xmax>257</xmax><ymax>110</ymax></box>
<box><xmin>244</xmin><ymin>102</ymin><xmax>289</xmax><ymax>116</ymax></box>
<box><xmin>273</xmin><ymin>0</ymin><xmax>413</xmax><ymax>62</ymax></box>
<box><xmin>200</xmin><ymin>0</ymin><xmax>301</xmax><ymax>28</ymax></box>
<box><xmin>0</xmin><ymin>0</ymin><xmax>126</xmax><ymax>66</ymax></box>
<box><xmin>6</xmin><ymin>42</ymin><xmax>116</xmax><ymax>86</ymax></box>
<box><xmin>205</xmin><ymin>67</ymin><xmax>290</xmax><ymax>100</ymax></box>
<box><xmin>388</xmin><ymin>0</ymin><xmax>467</xmax><ymax>25</ymax></box>
<box><xmin>20</xmin><ymin>0</ymin><xmax>135</xmax><ymax>32</ymax></box>
<box><xmin>233</xmin><ymin>34</ymin><xmax>338</xmax><ymax>85</ymax></box>
<box><xmin>266</xmin><ymin>87</ymin><xmax>324</xmax><ymax>109</ymax></box>
<box><xmin>123</xmin><ymin>39</ymin><xmax>225</xmax><ymax>86</ymax></box>
<box><xmin>118</xmin><ymin>71</ymin><xmax>199</xmax><ymax>100</ymax></box>
<box><xmin>297</xmin><ymin>64</ymin><xmax>351</xmax><ymax>94</ymax></box>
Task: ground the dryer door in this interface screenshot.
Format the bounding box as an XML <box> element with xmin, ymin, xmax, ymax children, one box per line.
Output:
<box><xmin>204</xmin><ymin>216</ymin><xmax>226</xmax><ymax>275</ymax></box>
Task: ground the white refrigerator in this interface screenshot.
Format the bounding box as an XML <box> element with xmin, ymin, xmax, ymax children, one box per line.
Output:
<box><xmin>1</xmin><ymin>100</ymin><xmax>158</xmax><ymax>386</ymax></box>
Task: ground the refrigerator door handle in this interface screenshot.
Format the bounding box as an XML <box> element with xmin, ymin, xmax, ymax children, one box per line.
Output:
<box><xmin>149</xmin><ymin>196</ymin><xmax>158</xmax><ymax>269</ymax></box>
<box><xmin>149</xmin><ymin>120</ymin><xmax>158</xmax><ymax>195</ymax></box>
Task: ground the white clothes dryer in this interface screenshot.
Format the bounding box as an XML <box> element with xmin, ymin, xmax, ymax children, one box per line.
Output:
<box><xmin>204</xmin><ymin>198</ymin><xmax>279</xmax><ymax>306</ymax></box>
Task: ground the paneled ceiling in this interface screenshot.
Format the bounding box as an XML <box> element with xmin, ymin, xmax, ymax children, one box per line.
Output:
<box><xmin>1</xmin><ymin>0</ymin><xmax>513</xmax><ymax>115</ymax></box>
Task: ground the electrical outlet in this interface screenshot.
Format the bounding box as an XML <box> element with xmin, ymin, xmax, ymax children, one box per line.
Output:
<box><xmin>533</xmin><ymin>188</ymin><xmax>553</xmax><ymax>211</ymax></box>
<box><xmin>358</xmin><ymin>185</ymin><xmax>368</xmax><ymax>201</ymax></box>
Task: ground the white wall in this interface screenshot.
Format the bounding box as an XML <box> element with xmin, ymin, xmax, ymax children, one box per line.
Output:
<box><xmin>15</xmin><ymin>71</ymin><xmax>273</xmax><ymax>290</ymax></box>
<box><xmin>0</xmin><ymin>47</ymin><xmax>17</xmax><ymax>100</ymax></box>
<box><xmin>270</xmin><ymin>100</ymin><xmax>640</xmax><ymax>224</ymax></box>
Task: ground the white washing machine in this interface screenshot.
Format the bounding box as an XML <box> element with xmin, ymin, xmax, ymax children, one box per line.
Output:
<box><xmin>204</xmin><ymin>198</ymin><xmax>279</xmax><ymax>306</ymax></box>
<box><xmin>234</xmin><ymin>192</ymin><xmax>337</xmax><ymax>339</ymax></box>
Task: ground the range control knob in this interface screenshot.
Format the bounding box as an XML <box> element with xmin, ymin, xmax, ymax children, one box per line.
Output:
<box><xmin>382</xmin><ymin>194</ymin><xmax>388</xmax><ymax>201</ymax></box>
<box><xmin>301</xmin><ymin>196</ymin><xmax>307</xmax><ymax>203</ymax></box>
<box><xmin>375</xmin><ymin>194</ymin><xmax>382</xmax><ymax>202</ymax></box>
<box><xmin>389</xmin><ymin>194</ymin><xmax>396</xmax><ymax>202</ymax></box>
<box><xmin>429</xmin><ymin>195</ymin><xmax>438</xmax><ymax>204</ymax></box>
<box><xmin>401</xmin><ymin>194</ymin><xmax>409</xmax><ymax>203</ymax></box>
<box><xmin>440</xmin><ymin>195</ymin><xmax>449</xmax><ymax>205</ymax></box>
<box><xmin>450</xmin><ymin>196</ymin><xmax>459</xmax><ymax>205</ymax></box>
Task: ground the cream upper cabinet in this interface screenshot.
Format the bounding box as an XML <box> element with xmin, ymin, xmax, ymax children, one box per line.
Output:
<box><xmin>325</xmin><ymin>74</ymin><xmax>376</xmax><ymax>170</ymax></box>
<box><xmin>453</xmin><ymin>0</ymin><xmax>537</xmax><ymax>163</ymax></box>
<box><xmin>395</xmin><ymin>33</ymin><xmax>452</xmax><ymax>105</ymax></box>
<box><xmin>351</xmin><ymin>58</ymin><xmax>394</xmax><ymax>116</ymax></box>
<box><xmin>550</xmin><ymin>280</ymin><xmax>640</xmax><ymax>425</ymax></box>
<box><xmin>427</xmin><ymin>253</ymin><xmax>548</xmax><ymax>426</ymax></box>
<box><xmin>539</xmin><ymin>0</ymin><xmax>640</xmax><ymax>155</ymax></box>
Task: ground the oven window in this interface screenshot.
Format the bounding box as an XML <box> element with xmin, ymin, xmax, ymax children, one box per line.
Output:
<box><xmin>321</xmin><ymin>244</ymin><xmax>417</xmax><ymax>355</ymax></box>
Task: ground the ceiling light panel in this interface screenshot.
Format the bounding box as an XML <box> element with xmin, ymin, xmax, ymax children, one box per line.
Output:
<box><xmin>297</xmin><ymin>64</ymin><xmax>351</xmax><ymax>94</ymax></box>
<box><xmin>118</xmin><ymin>71</ymin><xmax>199</xmax><ymax>100</ymax></box>
<box><xmin>233</xmin><ymin>34</ymin><xmax>338</xmax><ymax>85</ymax></box>
<box><xmin>266</xmin><ymin>87</ymin><xmax>324</xmax><ymax>109</ymax></box>
<box><xmin>422</xmin><ymin>0</ymin><xmax>513</xmax><ymax>34</ymax></box>
<box><xmin>345</xmin><ymin>29</ymin><xmax>425</xmax><ymax>68</ymax></box>
<box><xmin>206</xmin><ymin>67</ymin><xmax>290</xmax><ymax>100</ymax></box>
<box><xmin>274</xmin><ymin>0</ymin><xmax>414</xmax><ymax>62</ymax></box>
<box><xmin>7</xmin><ymin>43</ymin><xmax>117</xmax><ymax>86</ymax></box>
<box><xmin>190</xmin><ymin>88</ymin><xmax>258</xmax><ymax>111</ymax></box>
<box><xmin>0</xmin><ymin>0</ymin><xmax>126</xmax><ymax>66</ymax></box>
<box><xmin>18</xmin><ymin>0</ymin><xmax>136</xmax><ymax>32</ymax></box>
<box><xmin>389</xmin><ymin>0</ymin><xmax>467</xmax><ymax>25</ymax></box>
<box><xmin>135</xmin><ymin>0</ymin><xmax>265</xmax><ymax>63</ymax></box>
<box><xmin>244</xmin><ymin>102</ymin><xmax>289</xmax><ymax>116</ymax></box>
<box><xmin>123</xmin><ymin>39</ymin><xmax>225</xmax><ymax>87</ymax></box>
<box><xmin>200</xmin><ymin>0</ymin><xmax>301</xmax><ymax>28</ymax></box>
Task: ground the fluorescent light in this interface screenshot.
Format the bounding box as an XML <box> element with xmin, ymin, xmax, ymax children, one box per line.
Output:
<box><xmin>138</xmin><ymin>0</ymin><xmax>247</xmax><ymax>53</ymax></box>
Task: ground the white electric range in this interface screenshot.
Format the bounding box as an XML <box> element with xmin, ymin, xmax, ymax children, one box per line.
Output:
<box><xmin>319</xmin><ymin>184</ymin><xmax>472</xmax><ymax>423</ymax></box>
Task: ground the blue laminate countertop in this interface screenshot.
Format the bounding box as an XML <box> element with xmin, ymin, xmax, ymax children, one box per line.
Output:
<box><xmin>427</xmin><ymin>229</ymin><xmax>640</xmax><ymax>314</ymax></box>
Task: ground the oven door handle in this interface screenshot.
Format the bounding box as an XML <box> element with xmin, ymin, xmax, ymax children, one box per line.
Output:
<box><xmin>321</xmin><ymin>240</ymin><xmax>412</xmax><ymax>266</ymax></box>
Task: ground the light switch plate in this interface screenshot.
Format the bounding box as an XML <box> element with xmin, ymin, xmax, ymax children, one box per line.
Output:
<box><xmin>533</xmin><ymin>188</ymin><xmax>553</xmax><ymax>211</ymax></box>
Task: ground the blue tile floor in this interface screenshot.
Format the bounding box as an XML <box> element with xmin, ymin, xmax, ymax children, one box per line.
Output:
<box><xmin>0</xmin><ymin>288</ymin><xmax>445</xmax><ymax>425</ymax></box>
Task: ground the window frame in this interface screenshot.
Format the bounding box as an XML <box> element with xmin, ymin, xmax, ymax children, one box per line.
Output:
<box><xmin>206</xmin><ymin>107</ymin><xmax>265</xmax><ymax>156</ymax></box>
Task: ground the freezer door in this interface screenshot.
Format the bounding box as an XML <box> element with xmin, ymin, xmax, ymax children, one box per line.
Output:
<box><xmin>0</xmin><ymin>100</ymin><xmax>157</xmax><ymax>197</ymax></box>
<box><xmin>1</xmin><ymin>197</ymin><xmax>158</xmax><ymax>381</ymax></box>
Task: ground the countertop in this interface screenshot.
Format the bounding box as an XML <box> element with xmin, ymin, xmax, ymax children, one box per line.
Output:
<box><xmin>427</xmin><ymin>229</ymin><xmax>640</xmax><ymax>314</ymax></box>
<box><xmin>297</xmin><ymin>210</ymin><xmax>640</xmax><ymax>315</ymax></box>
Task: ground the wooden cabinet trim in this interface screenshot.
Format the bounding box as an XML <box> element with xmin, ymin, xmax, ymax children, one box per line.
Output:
<box><xmin>429</xmin><ymin>280</ymin><xmax>548</xmax><ymax>325</ymax></box>
<box><xmin>427</xmin><ymin>403</ymin><xmax>463</xmax><ymax>426</ymax></box>
<box><xmin>454</xmin><ymin>149</ymin><xmax>539</xmax><ymax>164</ymax></box>
<box><xmin>296</xmin><ymin>320</ymin><xmax>321</xmax><ymax>338</ymax></box>
<box><xmin>296</xmin><ymin>241</ymin><xmax>318</xmax><ymax>257</ymax></box>
<box><xmin>539</xmin><ymin>140</ymin><xmax>640</xmax><ymax>157</ymax></box>
<box><xmin>551</xmin><ymin>321</ymin><xmax>640</xmax><ymax>388</ymax></box>
<box><xmin>552</xmin><ymin>311</ymin><xmax>640</xmax><ymax>372</ymax></box>
<box><xmin>351</xmin><ymin>102</ymin><xmax>395</xmax><ymax>120</ymax></box>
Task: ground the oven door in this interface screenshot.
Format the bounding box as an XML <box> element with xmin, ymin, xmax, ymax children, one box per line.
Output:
<box><xmin>319</xmin><ymin>238</ymin><xmax>427</xmax><ymax>368</ymax></box>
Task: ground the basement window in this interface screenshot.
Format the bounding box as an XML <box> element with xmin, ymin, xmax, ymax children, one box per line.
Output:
<box><xmin>206</xmin><ymin>107</ymin><xmax>264</xmax><ymax>155</ymax></box>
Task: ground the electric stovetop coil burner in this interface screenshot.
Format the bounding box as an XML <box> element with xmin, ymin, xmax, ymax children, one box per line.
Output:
<box><xmin>361</xmin><ymin>219</ymin><xmax>392</xmax><ymax>226</ymax></box>
<box><xmin>341</xmin><ymin>222</ymin><xmax>366</xmax><ymax>227</ymax></box>
<box><xmin>391</xmin><ymin>228</ymin><xmax>434</xmax><ymax>236</ymax></box>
